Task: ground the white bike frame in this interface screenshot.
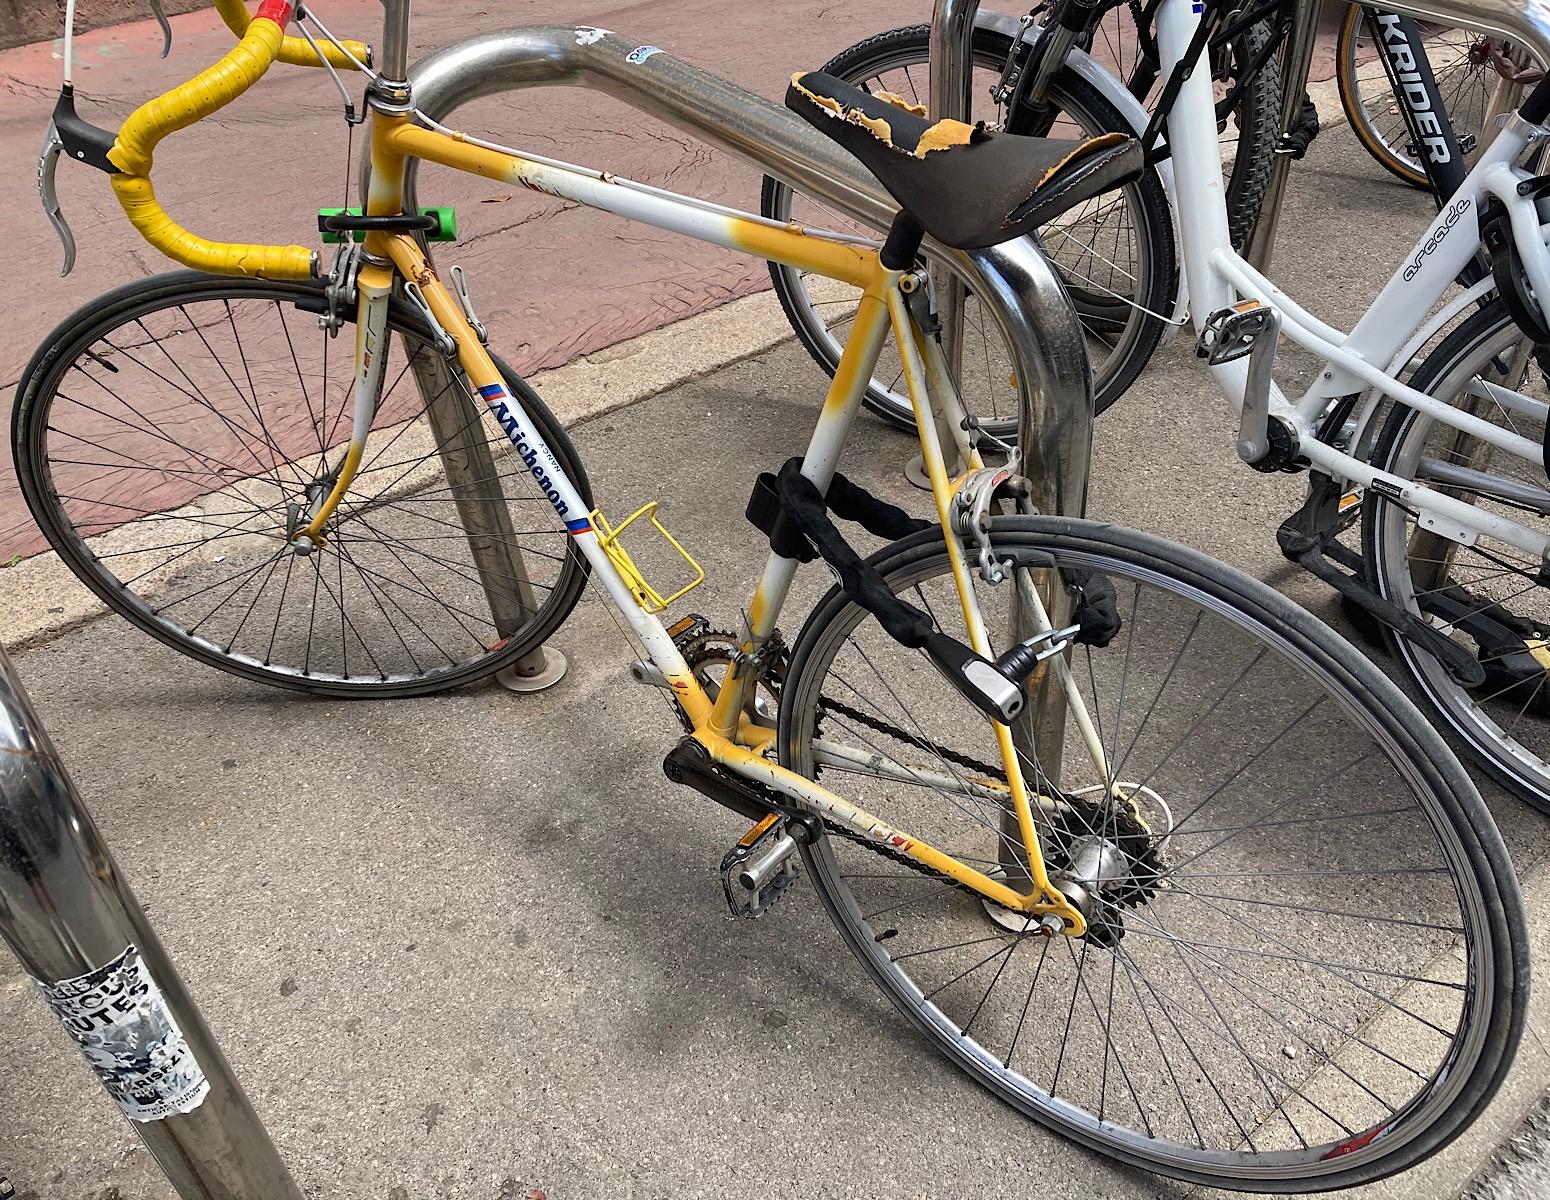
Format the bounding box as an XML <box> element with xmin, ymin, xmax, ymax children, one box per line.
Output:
<box><xmin>1156</xmin><ymin>0</ymin><xmax>1550</xmax><ymax>563</ymax></box>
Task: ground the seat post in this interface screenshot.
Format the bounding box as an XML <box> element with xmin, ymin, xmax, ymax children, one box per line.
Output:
<box><xmin>879</xmin><ymin>212</ymin><xmax>924</xmax><ymax>271</ymax></box>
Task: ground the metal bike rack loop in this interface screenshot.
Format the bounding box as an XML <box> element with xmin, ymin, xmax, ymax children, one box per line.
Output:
<box><xmin>0</xmin><ymin>644</ymin><xmax>302</xmax><ymax>1200</ymax></box>
<box><xmin>1242</xmin><ymin>0</ymin><xmax>1323</xmax><ymax>269</ymax></box>
<box><xmin>927</xmin><ymin>0</ymin><xmax>980</xmax><ymax>454</ymax></box>
<box><xmin>401</xmin><ymin>25</ymin><xmax>1090</xmax><ymax>844</ymax></box>
<box><xmin>401</xmin><ymin>25</ymin><xmax>1093</xmax><ymax>528</ymax></box>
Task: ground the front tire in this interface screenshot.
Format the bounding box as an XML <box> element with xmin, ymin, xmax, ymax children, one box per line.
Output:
<box><xmin>13</xmin><ymin>272</ymin><xmax>591</xmax><ymax>697</ymax></box>
<box><xmin>1363</xmin><ymin>301</ymin><xmax>1550</xmax><ymax>810</ymax></box>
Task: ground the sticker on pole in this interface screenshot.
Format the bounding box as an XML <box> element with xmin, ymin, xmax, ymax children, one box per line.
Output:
<box><xmin>36</xmin><ymin>945</ymin><xmax>209</xmax><ymax>1122</ymax></box>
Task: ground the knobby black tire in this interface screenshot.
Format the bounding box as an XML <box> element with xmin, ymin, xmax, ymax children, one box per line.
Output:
<box><xmin>1213</xmin><ymin>17</ymin><xmax>1283</xmax><ymax>250</ymax></box>
<box><xmin>778</xmin><ymin>515</ymin><xmax>1525</xmax><ymax>1189</ymax></box>
<box><xmin>13</xmin><ymin>271</ymin><xmax>591</xmax><ymax>697</ymax></box>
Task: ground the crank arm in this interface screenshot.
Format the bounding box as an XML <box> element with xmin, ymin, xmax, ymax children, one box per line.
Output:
<box><xmin>38</xmin><ymin>122</ymin><xmax>76</xmax><ymax>277</ymax></box>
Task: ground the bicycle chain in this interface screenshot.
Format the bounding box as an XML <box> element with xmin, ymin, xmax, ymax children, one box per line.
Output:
<box><xmin>815</xmin><ymin>694</ymin><xmax>1010</xmax><ymax>782</ymax></box>
<box><xmin>812</xmin><ymin>692</ymin><xmax>1160</xmax><ymax>920</ymax></box>
<box><xmin>808</xmin><ymin>693</ymin><xmax>1046</xmax><ymax>917</ymax></box>
<box><xmin>668</xmin><ymin>622</ymin><xmax>1154</xmax><ymax>923</ymax></box>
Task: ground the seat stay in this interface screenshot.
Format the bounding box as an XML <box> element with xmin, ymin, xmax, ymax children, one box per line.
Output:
<box><xmin>882</xmin><ymin>283</ymin><xmax>1083</xmax><ymax>927</ymax></box>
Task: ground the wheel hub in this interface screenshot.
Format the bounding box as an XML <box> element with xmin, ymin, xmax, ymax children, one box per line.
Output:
<box><xmin>982</xmin><ymin>783</ymin><xmax>1173</xmax><ymax>946</ymax></box>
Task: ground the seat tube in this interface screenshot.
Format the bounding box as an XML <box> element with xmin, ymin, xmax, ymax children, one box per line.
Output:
<box><xmin>710</xmin><ymin>277</ymin><xmax>894</xmax><ymax>739</ymax></box>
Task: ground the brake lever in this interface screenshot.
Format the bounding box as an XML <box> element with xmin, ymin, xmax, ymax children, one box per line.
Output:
<box><xmin>148</xmin><ymin>0</ymin><xmax>172</xmax><ymax>57</ymax></box>
<box><xmin>38</xmin><ymin>122</ymin><xmax>76</xmax><ymax>277</ymax></box>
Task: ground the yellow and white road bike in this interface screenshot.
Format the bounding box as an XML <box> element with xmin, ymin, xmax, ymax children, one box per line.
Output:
<box><xmin>15</xmin><ymin>0</ymin><xmax>1529</xmax><ymax>1188</ymax></box>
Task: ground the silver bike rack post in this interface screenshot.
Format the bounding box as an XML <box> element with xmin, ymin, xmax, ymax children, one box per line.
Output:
<box><xmin>917</xmin><ymin>0</ymin><xmax>980</xmax><ymax>485</ymax></box>
<box><xmin>407</xmin><ymin>347</ymin><xmax>568</xmax><ymax>693</ymax></box>
<box><xmin>928</xmin><ymin>0</ymin><xmax>1081</xmax><ymax>883</ymax></box>
<box><xmin>402</xmin><ymin>26</ymin><xmax>1092</xmax><ymax>882</ymax></box>
<box><xmin>378</xmin><ymin>0</ymin><xmax>565</xmax><ymax>694</ymax></box>
<box><xmin>402</xmin><ymin>26</ymin><xmax>1093</xmax><ymax>522</ymax></box>
<box><xmin>0</xmin><ymin>645</ymin><xmax>303</xmax><ymax>1200</ymax></box>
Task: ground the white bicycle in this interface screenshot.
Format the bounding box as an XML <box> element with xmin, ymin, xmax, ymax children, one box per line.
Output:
<box><xmin>788</xmin><ymin>0</ymin><xmax>1550</xmax><ymax>813</ymax></box>
<box><xmin>1133</xmin><ymin>0</ymin><xmax>1550</xmax><ymax>813</ymax></box>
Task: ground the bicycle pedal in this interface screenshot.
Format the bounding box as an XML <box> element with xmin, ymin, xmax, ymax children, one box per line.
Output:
<box><xmin>720</xmin><ymin>813</ymin><xmax>802</xmax><ymax>919</ymax></box>
<box><xmin>666</xmin><ymin>613</ymin><xmax>711</xmax><ymax>648</ymax></box>
<box><xmin>1338</xmin><ymin>486</ymin><xmax>1363</xmax><ymax>530</ymax></box>
<box><xmin>1196</xmin><ymin>300</ymin><xmax>1273</xmax><ymax>366</ymax></box>
<box><xmin>1199</xmin><ymin>300</ymin><xmax>1288</xmax><ymax>468</ymax></box>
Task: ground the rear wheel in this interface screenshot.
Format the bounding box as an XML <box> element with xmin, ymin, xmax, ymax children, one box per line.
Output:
<box><xmin>780</xmin><ymin>517</ymin><xmax>1525</xmax><ymax>1188</ymax></box>
<box><xmin>12</xmin><ymin>271</ymin><xmax>590</xmax><ymax>696</ymax></box>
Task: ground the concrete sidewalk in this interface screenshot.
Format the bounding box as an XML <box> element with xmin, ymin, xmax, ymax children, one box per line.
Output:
<box><xmin>2</xmin><ymin>108</ymin><xmax>1550</xmax><ymax>1200</ymax></box>
<box><xmin>3</xmin><ymin>107</ymin><xmax>1550</xmax><ymax>1196</ymax></box>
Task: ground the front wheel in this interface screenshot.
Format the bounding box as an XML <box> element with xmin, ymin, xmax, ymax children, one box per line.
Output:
<box><xmin>1336</xmin><ymin>5</ymin><xmax>1500</xmax><ymax>189</ymax></box>
<box><xmin>779</xmin><ymin>516</ymin><xmax>1525</xmax><ymax>1189</ymax></box>
<box><xmin>12</xmin><ymin>271</ymin><xmax>591</xmax><ymax>697</ymax></box>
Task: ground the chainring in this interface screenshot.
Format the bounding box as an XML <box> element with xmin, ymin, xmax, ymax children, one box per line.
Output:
<box><xmin>676</xmin><ymin>626</ymin><xmax>785</xmax><ymax>733</ymax></box>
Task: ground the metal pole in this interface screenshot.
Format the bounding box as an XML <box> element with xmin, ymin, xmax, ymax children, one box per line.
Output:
<box><xmin>1242</xmin><ymin>0</ymin><xmax>1322</xmax><ymax>269</ymax></box>
<box><xmin>919</xmin><ymin>0</ymin><xmax>979</xmax><ymax>485</ymax></box>
<box><xmin>0</xmin><ymin>645</ymin><xmax>303</xmax><ymax>1200</ymax></box>
<box><xmin>400</xmin><ymin>27</ymin><xmax>1090</xmax><ymax>805</ymax></box>
<box><xmin>405</xmin><ymin>343</ymin><xmax>567</xmax><ymax>692</ymax></box>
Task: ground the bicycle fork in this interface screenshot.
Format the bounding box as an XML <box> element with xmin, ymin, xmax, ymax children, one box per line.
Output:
<box><xmin>289</xmin><ymin>260</ymin><xmax>392</xmax><ymax>553</ymax></box>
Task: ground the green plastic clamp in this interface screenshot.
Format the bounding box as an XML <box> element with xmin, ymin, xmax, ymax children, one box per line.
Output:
<box><xmin>318</xmin><ymin>206</ymin><xmax>458</xmax><ymax>244</ymax></box>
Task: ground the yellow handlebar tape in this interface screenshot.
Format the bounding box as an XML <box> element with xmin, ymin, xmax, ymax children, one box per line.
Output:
<box><xmin>108</xmin><ymin>9</ymin><xmax>313</xmax><ymax>279</ymax></box>
<box><xmin>213</xmin><ymin>0</ymin><xmax>371</xmax><ymax>70</ymax></box>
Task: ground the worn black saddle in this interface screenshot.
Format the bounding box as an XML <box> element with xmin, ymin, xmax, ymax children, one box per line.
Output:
<box><xmin>785</xmin><ymin>70</ymin><xmax>1143</xmax><ymax>250</ymax></box>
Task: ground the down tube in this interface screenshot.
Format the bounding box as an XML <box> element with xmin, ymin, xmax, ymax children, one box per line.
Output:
<box><xmin>383</xmin><ymin>238</ymin><xmax>710</xmax><ymax>721</ymax></box>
